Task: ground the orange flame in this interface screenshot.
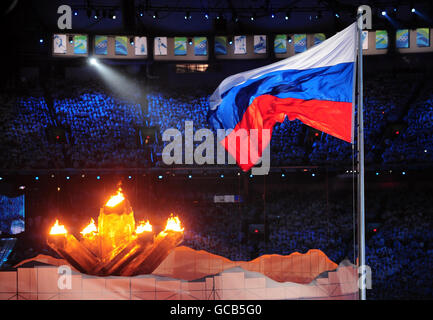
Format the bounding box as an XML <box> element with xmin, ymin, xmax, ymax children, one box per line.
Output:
<box><xmin>164</xmin><ymin>215</ymin><xmax>184</xmax><ymax>232</ymax></box>
<box><xmin>49</xmin><ymin>219</ymin><xmax>67</xmax><ymax>235</ymax></box>
<box><xmin>106</xmin><ymin>188</ymin><xmax>125</xmax><ymax>207</ymax></box>
<box><xmin>135</xmin><ymin>220</ymin><xmax>152</xmax><ymax>234</ymax></box>
<box><xmin>80</xmin><ymin>218</ymin><xmax>98</xmax><ymax>236</ymax></box>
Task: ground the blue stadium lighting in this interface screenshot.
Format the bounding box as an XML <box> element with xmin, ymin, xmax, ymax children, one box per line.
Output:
<box><xmin>35</xmin><ymin>176</ymin><xmax>39</xmax><ymax>180</ymax></box>
<box><xmin>271</xmin><ymin>13</ymin><xmax>275</xmax><ymax>18</ymax></box>
<box><xmin>66</xmin><ymin>176</ymin><xmax>70</xmax><ymax>180</ymax></box>
<box><xmin>140</xmin><ymin>13</ymin><xmax>143</xmax><ymax>17</ymax></box>
<box><xmin>220</xmin><ymin>174</ymin><xmax>224</xmax><ymax>178</ymax></box>
<box><xmin>96</xmin><ymin>176</ymin><xmax>100</xmax><ymax>180</ymax></box>
<box><xmin>335</xmin><ymin>13</ymin><xmax>340</xmax><ymax>18</ymax></box>
<box><xmin>376</xmin><ymin>172</ymin><xmax>379</xmax><ymax>176</ymax></box>
<box><xmin>250</xmin><ymin>174</ymin><xmax>253</xmax><ymax>178</ymax></box>
<box><xmin>158</xmin><ymin>175</ymin><xmax>163</xmax><ymax>179</ymax></box>
<box><xmin>128</xmin><ymin>175</ymin><xmax>132</xmax><ymax>179</ymax></box>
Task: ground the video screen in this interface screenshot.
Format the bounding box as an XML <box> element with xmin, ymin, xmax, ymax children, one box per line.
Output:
<box><xmin>0</xmin><ymin>195</ymin><xmax>25</xmax><ymax>235</ymax></box>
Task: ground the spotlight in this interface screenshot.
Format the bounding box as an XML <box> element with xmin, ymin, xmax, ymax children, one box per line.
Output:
<box><xmin>89</xmin><ymin>57</ymin><xmax>98</xmax><ymax>65</ymax></box>
<box><xmin>137</xmin><ymin>5</ymin><xmax>144</xmax><ymax>17</ymax></box>
<box><xmin>411</xmin><ymin>8</ymin><xmax>416</xmax><ymax>13</ymax></box>
<box><xmin>74</xmin><ymin>11</ymin><xmax>78</xmax><ymax>16</ymax></box>
<box><xmin>393</xmin><ymin>6</ymin><xmax>398</xmax><ymax>12</ymax></box>
<box><xmin>402</xmin><ymin>171</ymin><xmax>406</xmax><ymax>175</ymax></box>
<box><xmin>19</xmin><ymin>186</ymin><xmax>25</xmax><ymax>190</ymax></box>
<box><xmin>188</xmin><ymin>38</ymin><xmax>193</xmax><ymax>45</ymax></box>
<box><xmin>204</xmin><ymin>12</ymin><xmax>209</xmax><ymax>19</ymax></box>
<box><xmin>158</xmin><ymin>175</ymin><xmax>163</xmax><ymax>179</ymax></box>
<box><xmin>381</xmin><ymin>10</ymin><xmax>387</xmax><ymax>16</ymax></box>
<box><xmin>69</xmin><ymin>35</ymin><xmax>73</xmax><ymax>44</ymax></box>
<box><xmin>0</xmin><ymin>177</ymin><xmax>3</xmax><ymax>180</ymax></box>
<box><xmin>130</xmin><ymin>37</ymin><xmax>134</xmax><ymax>46</ymax></box>
<box><xmin>96</xmin><ymin>176</ymin><xmax>100</xmax><ymax>180</ymax></box>
<box><xmin>250</xmin><ymin>13</ymin><xmax>256</xmax><ymax>21</ymax></box>
<box><xmin>111</xmin><ymin>13</ymin><xmax>116</xmax><ymax>20</ymax></box>
<box><xmin>152</xmin><ymin>11</ymin><xmax>158</xmax><ymax>19</ymax></box>
<box><xmin>220</xmin><ymin>174</ymin><xmax>224</xmax><ymax>178</ymax></box>
<box><xmin>376</xmin><ymin>172</ymin><xmax>379</xmax><ymax>176</ymax></box>
<box><xmin>281</xmin><ymin>173</ymin><xmax>285</xmax><ymax>177</ymax></box>
<box><xmin>188</xmin><ymin>175</ymin><xmax>192</xmax><ymax>179</ymax></box>
<box><xmin>128</xmin><ymin>175</ymin><xmax>132</xmax><ymax>179</ymax></box>
<box><xmin>285</xmin><ymin>12</ymin><xmax>290</xmax><ymax>20</ymax></box>
<box><xmin>271</xmin><ymin>12</ymin><xmax>275</xmax><ymax>18</ymax></box>
<box><xmin>335</xmin><ymin>12</ymin><xmax>340</xmax><ymax>18</ymax></box>
<box><xmin>185</xmin><ymin>11</ymin><xmax>191</xmax><ymax>19</ymax></box>
<box><xmin>249</xmin><ymin>174</ymin><xmax>253</xmax><ymax>178</ymax></box>
<box><xmin>66</xmin><ymin>176</ymin><xmax>70</xmax><ymax>180</ymax></box>
<box><xmin>288</xmin><ymin>37</ymin><xmax>292</xmax><ymax>43</ymax></box>
<box><xmin>312</xmin><ymin>173</ymin><xmax>315</xmax><ymax>177</ymax></box>
<box><xmin>35</xmin><ymin>176</ymin><xmax>39</xmax><ymax>180</ymax></box>
<box><xmin>39</xmin><ymin>38</ymin><xmax>43</xmax><ymax>43</ymax></box>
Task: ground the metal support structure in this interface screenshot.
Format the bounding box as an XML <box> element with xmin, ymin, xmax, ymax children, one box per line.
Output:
<box><xmin>357</xmin><ymin>6</ymin><xmax>369</xmax><ymax>301</ymax></box>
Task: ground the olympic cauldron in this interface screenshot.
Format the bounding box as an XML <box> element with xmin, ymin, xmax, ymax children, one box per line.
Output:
<box><xmin>47</xmin><ymin>189</ymin><xmax>184</xmax><ymax>276</ymax></box>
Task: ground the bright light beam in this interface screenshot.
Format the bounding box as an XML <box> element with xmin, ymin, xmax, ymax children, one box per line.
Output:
<box><xmin>88</xmin><ymin>59</ymin><xmax>144</xmax><ymax>103</ymax></box>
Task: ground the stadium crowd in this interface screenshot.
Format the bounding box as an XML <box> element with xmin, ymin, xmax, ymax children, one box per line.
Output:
<box><xmin>0</xmin><ymin>74</ymin><xmax>432</xmax><ymax>169</ymax></box>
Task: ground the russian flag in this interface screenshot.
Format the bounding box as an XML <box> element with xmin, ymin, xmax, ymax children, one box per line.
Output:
<box><xmin>208</xmin><ymin>23</ymin><xmax>357</xmax><ymax>172</ymax></box>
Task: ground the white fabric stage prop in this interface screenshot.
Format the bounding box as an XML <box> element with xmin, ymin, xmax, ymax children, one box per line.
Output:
<box><xmin>0</xmin><ymin>246</ymin><xmax>358</xmax><ymax>300</ymax></box>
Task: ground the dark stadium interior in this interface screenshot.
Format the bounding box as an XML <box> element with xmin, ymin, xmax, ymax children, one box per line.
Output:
<box><xmin>1</xmin><ymin>0</ymin><xmax>433</xmax><ymax>300</ymax></box>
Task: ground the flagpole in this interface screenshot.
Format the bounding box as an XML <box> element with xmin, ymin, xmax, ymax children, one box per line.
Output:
<box><xmin>357</xmin><ymin>9</ymin><xmax>366</xmax><ymax>301</ymax></box>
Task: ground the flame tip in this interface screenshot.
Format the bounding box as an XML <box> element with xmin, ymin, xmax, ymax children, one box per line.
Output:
<box><xmin>49</xmin><ymin>219</ymin><xmax>67</xmax><ymax>235</ymax></box>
